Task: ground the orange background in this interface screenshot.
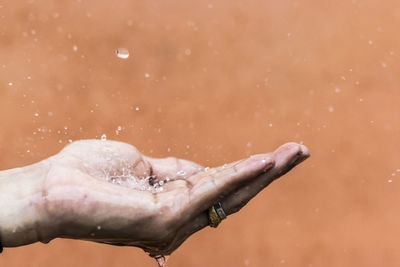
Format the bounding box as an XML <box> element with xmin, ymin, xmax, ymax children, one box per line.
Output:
<box><xmin>1</xmin><ymin>0</ymin><xmax>400</xmax><ymax>266</ymax></box>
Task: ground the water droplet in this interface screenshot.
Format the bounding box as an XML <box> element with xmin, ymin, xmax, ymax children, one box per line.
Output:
<box><xmin>97</xmin><ymin>225</ymin><xmax>101</xmax><ymax>230</ymax></box>
<box><xmin>145</xmin><ymin>73</ymin><xmax>150</xmax><ymax>78</ymax></box>
<box><xmin>155</xmin><ymin>255</ymin><xmax>169</xmax><ymax>267</ymax></box>
<box><xmin>177</xmin><ymin>170</ymin><xmax>186</xmax><ymax>176</ymax></box>
<box><xmin>116</xmin><ymin>48</ymin><xmax>130</xmax><ymax>59</ymax></box>
<box><xmin>34</xmin><ymin>112</ymin><xmax>39</xmax><ymax>117</ymax></box>
<box><xmin>268</xmin><ymin>123</ymin><xmax>273</xmax><ymax>127</ymax></box>
<box><xmin>135</xmin><ymin>106</ymin><xmax>140</xmax><ymax>111</ymax></box>
<box><xmin>388</xmin><ymin>179</ymin><xmax>393</xmax><ymax>183</ymax></box>
<box><xmin>8</xmin><ymin>82</ymin><xmax>13</xmax><ymax>86</ymax></box>
<box><xmin>72</xmin><ymin>45</ymin><xmax>78</xmax><ymax>52</ymax></box>
<box><xmin>328</xmin><ymin>106</ymin><xmax>334</xmax><ymax>113</ymax></box>
<box><xmin>101</xmin><ymin>134</ymin><xmax>107</xmax><ymax>141</ymax></box>
<box><xmin>368</xmin><ymin>40</ymin><xmax>373</xmax><ymax>45</ymax></box>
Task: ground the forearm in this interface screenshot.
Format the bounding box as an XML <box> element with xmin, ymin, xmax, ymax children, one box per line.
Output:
<box><xmin>0</xmin><ymin>161</ymin><xmax>51</xmax><ymax>247</ymax></box>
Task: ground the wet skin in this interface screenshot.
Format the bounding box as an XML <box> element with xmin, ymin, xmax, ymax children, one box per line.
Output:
<box><xmin>0</xmin><ymin>140</ymin><xmax>309</xmax><ymax>257</ymax></box>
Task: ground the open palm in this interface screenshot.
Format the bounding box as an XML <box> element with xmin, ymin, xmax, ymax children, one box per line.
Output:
<box><xmin>42</xmin><ymin>140</ymin><xmax>309</xmax><ymax>256</ymax></box>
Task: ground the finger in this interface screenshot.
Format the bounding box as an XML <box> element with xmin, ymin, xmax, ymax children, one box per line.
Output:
<box><xmin>165</xmin><ymin>143</ymin><xmax>309</xmax><ymax>249</ymax></box>
<box><xmin>221</xmin><ymin>142</ymin><xmax>310</xmax><ymax>215</ymax></box>
<box><xmin>179</xmin><ymin>154</ymin><xmax>275</xmax><ymax>219</ymax></box>
<box><xmin>143</xmin><ymin>156</ymin><xmax>204</xmax><ymax>184</ymax></box>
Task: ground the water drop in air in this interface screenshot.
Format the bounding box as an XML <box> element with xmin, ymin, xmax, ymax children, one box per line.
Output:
<box><xmin>116</xmin><ymin>48</ymin><xmax>130</xmax><ymax>59</ymax></box>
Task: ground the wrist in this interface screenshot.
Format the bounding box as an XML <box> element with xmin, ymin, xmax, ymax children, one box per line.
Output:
<box><xmin>0</xmin><ymin>160</ymin><xmax>53</xmax><ymax>247</ymax></box>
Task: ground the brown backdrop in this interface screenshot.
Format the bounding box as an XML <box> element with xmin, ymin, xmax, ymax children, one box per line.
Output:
<box><xmin>1</xmin><ymin>0</ymin><xmax>400</xmax><ymax>266</ymax></box>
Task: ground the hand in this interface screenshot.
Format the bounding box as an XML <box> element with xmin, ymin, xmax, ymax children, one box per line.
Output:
<box><xmin>2</xmin><ymin>140</ymin><xmax>309</xmax><ymax>256</ymax></box>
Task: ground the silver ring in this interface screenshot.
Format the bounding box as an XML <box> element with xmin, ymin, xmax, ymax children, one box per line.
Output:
<box><xmin>214</xmin><ymin>202</ymin><xmax>227</xmax><ymax>220</ymax></box>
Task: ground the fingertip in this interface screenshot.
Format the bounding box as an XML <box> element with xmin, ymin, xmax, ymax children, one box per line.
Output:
<box><xmin>273</xmin><ymin>142</ymin><xmax>310</xmax><ymax>168</ymax></box>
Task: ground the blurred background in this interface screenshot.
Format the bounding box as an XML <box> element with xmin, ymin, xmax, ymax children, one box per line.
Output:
<box><xmin>1</xmin><ymin>0</ymin><xmax>400</xmax><ymax>266</ymax></box>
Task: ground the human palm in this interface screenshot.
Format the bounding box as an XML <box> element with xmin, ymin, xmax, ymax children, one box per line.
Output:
<box><xmin>42</xmin><ymin>140</ymin><xmax>309</xmax><ymax>256</ymax></box>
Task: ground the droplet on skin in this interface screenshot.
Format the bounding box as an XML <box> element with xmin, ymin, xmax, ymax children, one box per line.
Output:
<box><xmin>328</xmin><ymin>106</ymin><xmax>334</xmax><ymax>113</ymax></box>
<box><xmin>177</xmin><ymin>170</ymin><xmax>186</xmax><ymax>176</ymax></box>
<box><xmin>145</xmin><ymin>73</ymin><xmax>150</xmax><ymax>78</ymax></box>
<box><xmin>388</xmin><ymin>179</ymin><xmax>393</xmax><ymax>183</ymax></box>
<box><xmin>73</xmin><ymin>45</ymin><xmax>78</xmax><ymax>52</ymax></box>
<box><xmin>8</xmin><ymin>82</ymin><xmax>13</xmax><ymax>86</ymax></box>
<box><xmin>116</xmin><ymin>48</ymin><xmax>130</xmax><ymax>59</ymax></box>
<box><xmin>101</xmin><ymin>134</ymin><xmax>107</xmax><ymax>141</ymax></box>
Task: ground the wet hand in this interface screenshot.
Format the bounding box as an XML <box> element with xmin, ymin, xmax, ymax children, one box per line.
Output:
<box><xmin>42</xmin><ymin>140</ymin><xmax>309</xmax><ymax>256</ymax></box>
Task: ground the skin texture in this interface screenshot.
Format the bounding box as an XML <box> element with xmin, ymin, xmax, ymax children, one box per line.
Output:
<box><xmin>0</xmin><ymin>140</ymin><xmax>309</xmax><ymax>257</ymax></box>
